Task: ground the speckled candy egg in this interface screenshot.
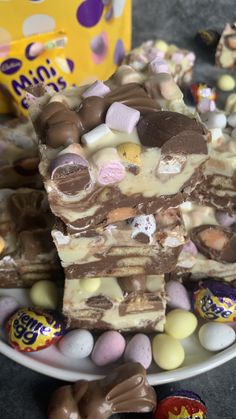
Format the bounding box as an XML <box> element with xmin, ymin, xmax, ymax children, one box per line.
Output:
<box><xmin>165</xmin><ymin>309</ymin><xmax>198</xmax><ymax>339</ymax></box>
<box><xmin>91</xmin><ymin>331</ymin><xmax>126</xmax><ymax>366</ymax></box>
<box><xmin>152</xmin><ymin>334</ymin><xmax>185</xmax><ymax>370</ymax></box>
<box><xmin>58</xmin><ymin>329</ymin><xmax>94</xmax><ymax>359</ymax></box>
<box><xmin>124</xmin><ymin>334</ymin><xmax>152</xmax><ymax>369</ymax></box>
<box><xmin>199</xmin><ymin>322</ymin><xmax>235</xmax><ymax>351</ymax></box>
<box><xmin>165</xmin><ymin>281</ymin><xmax>191</xmax><ymax>311</ymax></box>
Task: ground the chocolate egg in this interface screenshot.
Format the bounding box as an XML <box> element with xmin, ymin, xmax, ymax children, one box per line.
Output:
<box><xmin>153</xmin><ymin>390</ymin><xmax>207</xmax><ymax>419</ymax></box>
<box><xmin>193</xmin><ymin>279</ymin><xmax>236</xmax><ymax>322</ymax></box>
<box><xmin>7</xmin><ymin>307</ymin><xmax>64</xmax><ymax>352</ymax></box>
<box><xmin>49</xmin><ymin>153</ymin><xmax>91</xmax><ymax>195</ymax></box>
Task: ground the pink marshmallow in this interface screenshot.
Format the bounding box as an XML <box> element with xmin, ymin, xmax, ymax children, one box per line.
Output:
<box><xmin>82</xmin><ymin>80</ymin><xmax>111</xmax><ymax>98</ymax></box>
<box><xmin>171</xmin><ymin>52</ymin><xmax>184</xmax><ymax>63</ymax></box>
<box><xmin>186</xmin><ymin>52</ymin><xmax>196</xmax><ymax>64</ymax></box>
<box><xmin>149</xmin><ymin>58</ymin><xmax>170</xmax><ymax>74</ymax></box>
<box><xmin>182</xmin><ymin>240</ymin><xmax>198</xmax><ymax>256</ymax></box>
<box><xmin>166</xmin><ymin>280</ymin><xmax>191</xmax><ymax>311</ymax></box>
<box><xmin>105</xmin><ymin>102</ymin><xmax>140</xmax><ymax>133</ymax></box>
<box><xmin>93</xmin><ymin>147</ymin><xmax>126</xmax><ymax>185</ymax></box>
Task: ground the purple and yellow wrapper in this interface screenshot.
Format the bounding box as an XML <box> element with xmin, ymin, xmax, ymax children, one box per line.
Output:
<box><xmin>193</xmin><ymin>280</ymin><xmax>236</xmax><ymax>323</ymax></box>
<box><xmin>7</xmin><ymin>307</ymin><xmax>64</xmax><ymax>352</ymax></box>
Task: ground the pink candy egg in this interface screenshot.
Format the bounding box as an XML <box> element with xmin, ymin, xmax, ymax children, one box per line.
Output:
<box><xmin>91</xmin><ymin>331</ymin><xmax>125</xmax><ymax>366</ymax></box>
<box><xmin>124</xmin><ymin>334</ymin><xmax>152</xmax><ymax>369</ymax></box>
<box><xmin>165</xmin><ymin>280</ymin><xmax>191</xmax><ymax>311</ymax></box>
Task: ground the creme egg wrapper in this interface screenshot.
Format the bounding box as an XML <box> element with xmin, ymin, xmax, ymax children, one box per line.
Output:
<box><xmin>193</xmin><ymin>280</ymin><xmax>236</xmax><ymax>323</ymax></box>
<box><xmin>7</xmin><ymin>307</ymin><xmax>64</xmax><ymax>352</ymax></box>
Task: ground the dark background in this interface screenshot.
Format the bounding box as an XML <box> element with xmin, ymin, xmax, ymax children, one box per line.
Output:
<box><xmin>1</xmin><ymin>1</ymin><xmax>236</xmax><ymax>418</ymax></box>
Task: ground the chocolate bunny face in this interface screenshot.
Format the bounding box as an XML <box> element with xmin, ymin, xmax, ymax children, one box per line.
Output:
<box><xmin>48</xmin><ymin>363</ymin><xmax>157</xmax><ymax>419</ymax></box>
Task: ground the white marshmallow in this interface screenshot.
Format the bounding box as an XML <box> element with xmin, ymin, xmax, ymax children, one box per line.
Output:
<box><xmin>81</xmin><ymin>124</ymin><xmax>112</xmax><ymax>149</ymax></box>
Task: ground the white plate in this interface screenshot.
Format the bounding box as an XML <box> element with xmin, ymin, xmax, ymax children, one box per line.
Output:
<box><xmin>0</xmin><ymin>288</ymin><xmax>235</xmax><ymax>385</ymax></box>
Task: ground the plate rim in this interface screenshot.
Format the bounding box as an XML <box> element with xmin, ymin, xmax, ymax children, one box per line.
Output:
<box><xmin>0</xmin><ymin>338</ymin><xmax>236</xmax><ymax>384</ymax></box>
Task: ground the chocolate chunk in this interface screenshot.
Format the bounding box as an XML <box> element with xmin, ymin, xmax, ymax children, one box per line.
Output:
<box><xmin>78</xmin><ymin>96</ymin><xmax>108</xmax><ymax>133</ymax></box>
<box><xmin>120</xmin><ymin>291</ymin><xmax>164</xmax><ymax>315</ymax></box>
<box><xmin>161</xmin><ymin>130</ymin><xmax>208</xmax><ymax>155</ymax></box>
<box><xmin>48</xmin><ymin>363</ymin><xmax>156</xmax><ymax>419</ymax></box>
<box><xmin>134</xmin><ymin>232</ymin><xmax>150</xmax><ymax>243</ymax></box>
<box><xmin>13</xmin><ymin>156</ymin><xmax>40</xmax><ymax>176</ymax></box>
<box><xmin>191</xmin><ymin>225</ymin><xmax>236</xmax><ymax>263</ymax></box>
<box><xmin>87</xmin><ymin>295</ymin><xmax>113</xmax><ymax>310</ymax></box>
<box><xmin>7</xmin><ymin>190</ymin><xmax>49</xmax><ymax>232</ymax></box>
<box><xmin>137</xmin><ymin>111</ymin><xmax>206</xmax><ymax>148</ymax></box>
<box><xmin>118</xmin><ymin>275</ymin><xmax>147</xmax><ymax>292</ymax></box>
<box><xmin>19</xmin><ymin>230</ymin><xmax>54</xmax><ymax>258</ymax></box>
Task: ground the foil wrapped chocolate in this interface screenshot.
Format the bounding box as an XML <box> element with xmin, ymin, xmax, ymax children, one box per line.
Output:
<box><xmin>193</xmin><ymin>279</ymin><xmax>236</xmax><ymax>322</ymax></box>
<box><xmin>48</xmin><ymin>362</ymin><xmax>157</xmax><ymax>419</ymax></box>
<box><xmin>153</xmin><ymin>389</ymin><xmax>207</xmax><ymax>419</ymax></box>
<box><xmin>7</xmin><ymin>307</ymin><xmax>64</xmax><ymax>352</ymax></box>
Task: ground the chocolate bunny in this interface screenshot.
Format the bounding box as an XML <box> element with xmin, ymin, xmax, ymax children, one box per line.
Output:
<box><xmin>48</xmin><ymin>362</ymin><xmax>157</xmax><ymax>419</ymax></box>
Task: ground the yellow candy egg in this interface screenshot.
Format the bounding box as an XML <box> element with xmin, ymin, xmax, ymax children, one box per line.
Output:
<box><xmin>152</xmin><ymin>334</ymin><xmax>185</xmax><ymax>370</ymax></box>
<box><xmin>80</xmin><ymin>277</ymin><xmax>101</xmax><ymax>293</ymax></box>
<box><xmin>155</xmin><ymin>40</ymin><xmax>169</xmax><ymax>53</ymax></box>
<box><xmin>30</xmin><ymin>280</ymin><xmax>58</xmax><ymax>310</ymax></box>
<box><xmin>165</xmin><ymin>309</ymin><xmax>198</xmax><ymax>339</ymax></box>
<box><xmin>217</xmin><ymin>74</ymin><xmax>236</xmax><ymax>92</ymax></box>
<box><xmin>117</xmin><ymin>143</ymin><xmax>141</xmax><ymax>166</ymax></box>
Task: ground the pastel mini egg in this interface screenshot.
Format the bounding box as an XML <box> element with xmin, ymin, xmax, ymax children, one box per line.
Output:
<box><xmin>165</xmin><ymin>280</ymin><xmax>191</xmax><ymax>311</ymax></box>
<box><xmin>165</xmin><ymin>309</ymin><xmax>198</xmax><ymax>339</ymax></box>
<box><xmin>199</xmin><ymin>322</ymin><xmax>235</xmax><ymax>351</ymax></box>
<box><xmin>0</xmin><ymin>296</ymin><xmax>19</xmax><ymax>325</ymax></box>
<box><xmin>80</xmin><ymin>277</ymin><xmax>101</xmax><ymax>293</ymax></box>
<box><xmin>58</xmin><ymin>329</ymin><xmax>94</xmax><ymax>359</ymax></box>
<box><xmin>152</xmin><ymin>334</ymin><xmax>185</xmax><ymax>370</ymax></box>
<box><xmin>124</xmin><ymin>334</ymin><xmax>152</xmax><ymax>369</ymax></box>
<box><xmin>227</xmin><ymin>112</ymin><xmax>236</xmax><ymax>128</ymax></box>
<box><xmin>201</xmin><ymin>111</ymin><xmax>227</xmax><ymax>129</ymax></box>
<box><xmin>91</xmin><ymin>331</ymin><xmax>125</xmax><ymax>366</ymax></box>
<box><xmin>29</xmin><ymin>280</ymin><xmax>58</xmax><ymax>310</ymax></box>
<box><xmin>117</xmin><ymin>142</ymin><xmax>141</xmax><ymax>166</ymax></box>
<box><xmin>217</xmin><ymin>74</ymin><xmax>235</xmax><ymax>92</ymax></box>
<box><xmin>7</xmin><ymin>307</ymin><xmax>64</xmax><ymax>352</ymax></box>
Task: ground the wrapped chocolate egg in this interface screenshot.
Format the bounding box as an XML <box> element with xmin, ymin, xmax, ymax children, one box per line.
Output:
<box><xmin>7</xmin><ymin>307</ymin><xmax>64</xmax><ymax>352</ymax></box>
<box><xmin>193</xmin><ymin>280</ymin><xmax>236</xmax><ymax>322</ymax></box>
<box><xmin>153</xmin><ymin>390</ymin><xmax>207</xmax><ymax>419</ymax></box>
<box><xmin>191</xmin><ymin>83</ymin><xmax>217</xmax><ymax>104</ymax></box>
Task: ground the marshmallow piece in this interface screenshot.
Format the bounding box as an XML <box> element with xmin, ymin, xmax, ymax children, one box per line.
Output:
<box><xmin>112</xmin><ymin>65</ymin><xmax>143</xmax><ymax>85</ymax></box>
<box><xmin>106</xmin><ymin>102</ymin><xmax>140</xmax><ymax>133</ymax></box>
<box><xmin>149</xmin><ymin>58</ymin><xmax>169</xmax><ymax>74</ymax></box>
<box><xmin>93</xmin><ymin>147</ymin><xmax>126</xmax><ymax>185</ymax></box>
<box><xmin>82</xmin><ymin>80</ymin><xmax>111</xmax><ymax>98</ymax></box>
<box><xmin>172</xmin><ymin>52</ymin><xmax>184</xmax><ymax>63</ymax></box>
<box><xmin>82</xmin><ymin>124</ymin><xmax>112</xmax><ymax>149</ymax></box>
<box><xmin>186</xmin><ymin>52</ymin><xmax>196</xmax><ymax>64</ymax></box>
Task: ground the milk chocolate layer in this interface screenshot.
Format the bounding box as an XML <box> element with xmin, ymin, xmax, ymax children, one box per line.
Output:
<box><xmin>53</xmin><ymin>208</ymin><xmax>186</xmax><ymax>278</ymax></box>
<box><xmin>0</xmin><ymin>188</ymin><xmax>62</xmax><ymax>287</ymax></box>
<box><xmin>48</xmin><ymin>363</ymin><xmax>157</xmax><ymax>419</ymax></box>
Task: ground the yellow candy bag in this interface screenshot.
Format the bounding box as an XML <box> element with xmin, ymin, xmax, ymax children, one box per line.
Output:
<box><xmin>0</xmin><ymin>0</ymin><xmax>131</xmax><ymax>114</ymax></box>
<box><xmin>0</xmin><ymin>31</ymin><xmax>73</xmax><ymax>116</ymax></box>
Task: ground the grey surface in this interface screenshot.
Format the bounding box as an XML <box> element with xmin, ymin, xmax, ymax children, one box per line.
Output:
<box><xmin>1</xmin><ymin>1</ymin><xmax>236</xmax><ymax>418</ymax></box>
